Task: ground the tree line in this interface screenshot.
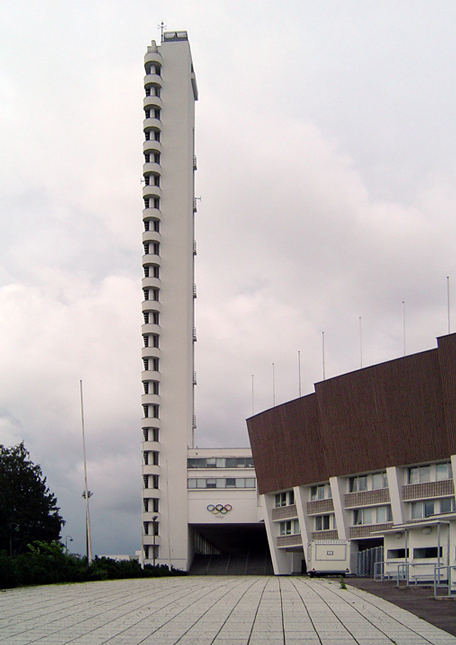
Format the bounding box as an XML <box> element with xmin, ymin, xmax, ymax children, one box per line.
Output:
<box><xmin>0</xmin><ymin>442</ymin><xmax>184</xmax><ymax>588</ymax></box>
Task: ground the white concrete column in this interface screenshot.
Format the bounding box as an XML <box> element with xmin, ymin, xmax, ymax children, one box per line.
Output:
<box><xmin>330</xmin><ymin>476</ymin><xmax>348</xmax><ymax>540</ymax></box>
<box><xmin>293</xmin><ymin>486</ymin><xmax>312</xmax><ymax>566</ymax></box>
<box><xmin>262</xmin><ymin>494</ymin><xmax>293</xmax><ymax>575</ymax></box>
<box><xmin>294</xmin><ymin>485</ymin><xmax>310</xmax><ymax>547</ymax></box>
<box><xmin>386</xmin><ymin>466</ymin><xmax>405</xmax><ymax>524</ymax></box>
<box><xmin>450</xmin><ymin>455</ymin><xmax>456</xmax><ymax>486</ymax></box>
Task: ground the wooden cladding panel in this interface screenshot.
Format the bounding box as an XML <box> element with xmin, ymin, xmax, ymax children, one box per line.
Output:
<box><xmin>311</xmin><ymin>530</ymin><xmax>338</xmax><ymax>540</ymax></box>
<box><xmin>271</xmin><ymin>505</ymin><xmax>298</xmax><ymax>521</ymax></box>
<box><xmin>248</xmin><ymin>334</ymin><xmax>456</xmax><ymax>495</ymax></box>
<box><xmin>402</xmin><ymin>479</ymin><xmax>454</xmax><ymax>500</ymax></box>
<box><xmin>307</xmin><ymin>499</ymin><xmax>334</xmax><ymax>515</ymax></box>
<box><xmin>344</xmin><ymin>489</ymin><xmax>390</xmax><ymax>508</ymax></box>
<box><xmin>349</xmin><ymin>523</ymin><xmax>393</xmax><ymax>538</ymax></box>
<box><xmin>276</xmin><ymin>534</ymin><xmax>303</xmax><ymax>548</ymax></box>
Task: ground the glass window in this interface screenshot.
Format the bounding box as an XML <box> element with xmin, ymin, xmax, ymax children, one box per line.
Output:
<box><xmin>206</xmin><ymin>479</ymin><xmax>216</xmax><ymax>488</ymax></box>
<box><xmin>376</xmin><ymin>506</ymin><xmax>388</xmax><ymax>523</ymax></box>
<box><xmin>387</xmin><ymin>548</ymin><xmax>409</xmax><ymax>559</ymax></box>
<box><xmin>408</xmin><ymin>467</ymin><xmax>420</xmax><ymax>484</ymax></box>
<box><xmin>196</xmin><ymin>479</ymin><xmax>205</xmax><ymax>488</ymax></box>
<box><xmin>411</xmin><ymin>501</ymin><xmax>422</xmax><ymax>519</ymax></box>
<box><xmin>245</xmin><ymin>478</ymin><xmax>256</xmax><ymax>488</ymax></box>
<box><xmin>315</xmin><ymin>515</ymin><xmax>330</xmax><ymax>531</ymax></box>
<box><xmin>372</xmin><ymin>472</ymin><xmax>387</xmax><ymax>490</ymax></box>
<box><xmin>414</xmin><ymin>547</ymin><xmax>442</xmax><ymax>559</ymax></box>
<box><xmin>311</xmin><ymin>484</ymin><xmax>328</xmax><ymax>500</ymax></box>
<box><xmin>436</xmin><ymin>463</ymin><xmax>451</xmax><ymax>481</ymax></box>
<box><xmin>187</xmin><ymin>479</ymin><xmax>196</xmax><ymax>488</ymax></box>
<box><xmin>288</xmin><ymin>490</ymin><xmax>295</xmax><ymax>505</ymax></box>
<box><xmin>235</xmin><ymin>479</ymin><xmax>245</xmax><ymax>488</ymax></box>
<box><xmin>216</xmin><ymin>458</ymin><xmax>226</xmax><ymax>467</ymax></box>
<box><xmin>280</xmin><ymin>521</ymin><xmax>292</xmax><ymax>535</ymax></box>
<box><xmin>424</xmin><ymin>501</ymin><xmax>435</xmax><ymax>517</ymax></box>
<box><xmin>225</xmin><ymin>478</ymin><xmax>236</xmax><ymax>488</ymax></box>
<box><xmin>440</xmin><ymin>498</ymin><xmax>455</xmax><ymax>514</ymax></box>
<box><xmin>349</xmin><ymin>476</ymin><xmax>367</xmax><ymax>492</ymax></box>
<box><xmin>411</xmin><ymin>500</ymin><xmax>435</xmax><ymax>519</ymax></box>
<box><xmin>409</xmin><ymin>465</ymin><xmax>431</xmax><ymax>484</ymax></box>
<box><xmin>363</xmin><ymin>508</ymin><xmax>373</xmax><ymax>524</ymax></box>
<box><xmin>420</xmin><ymin>466</ymin><xmax>431</xmax><ymax>482</ymax></box>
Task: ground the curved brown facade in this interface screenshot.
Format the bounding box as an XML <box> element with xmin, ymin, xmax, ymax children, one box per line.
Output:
<box><xmin>247</xmin><ymin>334</ymin><xmax>456</xmax><ymax>495</ymax></box>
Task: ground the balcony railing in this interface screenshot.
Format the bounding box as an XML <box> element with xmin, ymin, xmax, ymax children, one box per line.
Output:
<box><xmin>344</xmin><ymin>488</ymin><xmax>390</xmax><ymax>508</ymax></box>
<box><xmin>402</xmin><ymin>480</ymin><xmax>454</xmax><ymax>501</ymax></box>
<box><xmin>271</xmin><ymin>504</ymin><xmax>298</xmax><ymax>521</ymax></box>
<box><xmin>277</xmin><ymin>534</ymin><xmax>302</xmax><ymax>548</ymax></box>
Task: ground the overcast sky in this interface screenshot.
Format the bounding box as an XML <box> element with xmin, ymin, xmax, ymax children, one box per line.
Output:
<box><xmin>1</xmin><ymin>0</ymin><xmax>456</xmax><ymax>556</ymax></box>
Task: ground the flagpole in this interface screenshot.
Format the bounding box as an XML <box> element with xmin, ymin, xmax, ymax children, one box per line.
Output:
<box><xmin>80</xmin><ymin>379</ymin><xmax>93</xmax><ymax>564</ymax></box>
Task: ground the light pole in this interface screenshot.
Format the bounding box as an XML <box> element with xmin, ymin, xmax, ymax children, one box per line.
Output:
<box><xmin>80</xmin><ymin>379</ymin><xmax>93</xmax><ymax>564</ymax></box>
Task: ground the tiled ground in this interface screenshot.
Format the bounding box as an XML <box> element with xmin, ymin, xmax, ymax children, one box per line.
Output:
<box><xmin>1</xmin><ymin>575</ymin><xmax>455</xmax><ymax>644</ymax></box>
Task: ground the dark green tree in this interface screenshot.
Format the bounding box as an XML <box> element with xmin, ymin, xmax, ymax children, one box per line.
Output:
<box><xmin>0</xmin><ymin>442</ymin><xmax>64</xmax><ymax>555</ymax></box>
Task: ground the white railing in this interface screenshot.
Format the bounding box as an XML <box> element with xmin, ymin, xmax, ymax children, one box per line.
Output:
<box><xmin>374</xmin><ymin>561</ymin><xmax>456</xmax><ymax>597</ymax></box>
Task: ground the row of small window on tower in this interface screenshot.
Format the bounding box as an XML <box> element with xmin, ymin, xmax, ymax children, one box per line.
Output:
<box><xmin>145</xmin><ymin>63</ymin><xmax>162</xmax><ymax>77</ymax></box>
<box><xmin>143</xmin><ymin>521</ymin><xmax>159</xmax><ymax>536</ymax></box>
<box><xmin>143</xmin><ymin>334</ymin><xmax>159</xmax><ymax>348</ymax></box>
<box><xmin>144</xmin><ymin>196</ymin><xmax>160</xmax><ymax>209</ymax></box>
<box><xmin>143</xmin><ymin>287</ymin><xmax>159</xmax><ymax>301</ymax></box>
<box><xmin>145</xmin><ymin>83</ymin><xmax>161</xmax><ymax>97</ymax></box>
<box><xmin>143</xmin><ymin>311</ymin><xmax>159</xmax><ymax>325</ymax></box>
<box><xmin>142</xmin><ymin>62</ymin><xmax>162</xmax><ymax>565</ymax></box>
<box><xmin>143</xmin><ymin>404</ymin><xmax>159</xmax><ymax>419</ymax></box>
<box><xmin>143</xmin><ymin>357</ymin><xmax>159</xmax><ymax>371</ymax></box>
<box><xmin>143</xmin><ymin>474</ymin><xmax>159</xmax><ymax>489</ymax></box>
<box><xmin>144</xmin><ymin>173</ymin><xmax>160</xmax><ymax>186</ymax></box>
<box><xmin>144</xmin><ymin>220</ymin><xmax>160</xmax><ymax>233</ymax></box>
<box><xmin>143</xmin><ymin>380</ymin><xmax>159</xmax><ymax>394</ymax></box>
<box><xmin>142</xmin><ymin>428</ymin><xmax>159</xmax><ymax>442</ymax></box>
<box><xmin>144</xmin><ymin>128</ymin><xmax>161</xmax><ymax>141</ymax></box>
<box><xmin>143</xmin><ymin>450</ymin><xmax>159</xmax><ymax>465</ymax></box>
<box><xmin>143</xmin><ymin>242</ymin><xmax>160</xmax><ymax>255</ymax></box>
<box><xmin>144</xmin><ymin>151</ymin><xmax>160</xmax><ymax>163</ymax></box>
<box><xmin>187</xmin><ymin>477</ymin><xmax>256</xmax><ymax>489</ymax></box>
<box><xmin>187</xmin><ymin>457</ymin><xmax>254</xmax><ymax>469</ymax></box>
<box><xmin>143</xmin><ymin>264</ymin><xmax>160</xmax><ymax>278</ymax></box>
<box><xmin>143</xmin><ymin>498</ymin><xmax>159</xmax><ymax>513</ymax></box>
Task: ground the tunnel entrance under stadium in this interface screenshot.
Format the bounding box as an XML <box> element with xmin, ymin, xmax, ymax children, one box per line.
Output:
<box><xmin>189</xmin><ymin>523</ymin><xmax>273</xmax><ymax>575</ymax></box>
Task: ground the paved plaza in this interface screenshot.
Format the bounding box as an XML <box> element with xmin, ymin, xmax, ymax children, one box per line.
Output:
<box><xmin>1</xmin><ymin>575</ymin><xmax>455</xmax><ymax>644</ymax></box>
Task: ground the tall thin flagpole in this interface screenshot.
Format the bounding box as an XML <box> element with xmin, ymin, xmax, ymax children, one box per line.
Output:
<box><xmin>272</xmin><ymin>362</ymin><xmax>276</xmax><ymax>407</ymax></box>
<box><xmin>358</xmin><ymin>316</ymin><xmax>363</xmax><ymax>368</ymax></box>
<box><xmin>251</xmin><ymin>374</ymin><xmax>255</xmax><ymax>416</ymax></box>
<box><xmin>447</xmin><ymin>276</ymin><xmax>451</xmax><ymax>334</ymax></box>
<box><xmin>321</xmin><ymin>331</ymin><xmax>326</xmax><ymax>380</ymax></box>
<box><xmin>80</xmin><ymin>379</ymin><xmax>93</xmax><ymax>565</ymax></box>
<box><xmin>297</xmin><ymin>350</ymin><xmax>302</xmax><ymax>397</ymax></box>
<box><xmin>402</xmin><ymin>300</ymin><xmax>406</xmax><ymax>356</ymax></box>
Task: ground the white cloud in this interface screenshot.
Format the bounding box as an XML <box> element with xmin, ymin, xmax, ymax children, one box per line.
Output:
<box><xmin>2</xmin><ymin>0</ymin><xmax>456</xmax><ymax>555</ymax></box>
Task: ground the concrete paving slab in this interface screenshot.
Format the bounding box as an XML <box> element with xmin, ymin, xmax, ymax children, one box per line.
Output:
<box><xmin>1</xmin><ymin>575</ymin><xmax>456</xmax><ymax>644</ymax></box>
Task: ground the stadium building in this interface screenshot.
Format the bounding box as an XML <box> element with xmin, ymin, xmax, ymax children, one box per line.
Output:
<box><xmin>247</xmin><ymin>333</ymin><xmax>456</xmax><ymax>586</ymax></box>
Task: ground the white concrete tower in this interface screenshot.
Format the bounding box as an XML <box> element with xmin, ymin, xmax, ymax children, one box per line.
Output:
<box><xmin>141</xmin><ymin>31</ymin><xmax>198</xmax><ymax>570</ymax></box>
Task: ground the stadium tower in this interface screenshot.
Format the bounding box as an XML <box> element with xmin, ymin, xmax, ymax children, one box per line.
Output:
<box><xmin>140</xmin><ymin>31</ymin><xmax>198</xmax><ymax>570</ymax></box>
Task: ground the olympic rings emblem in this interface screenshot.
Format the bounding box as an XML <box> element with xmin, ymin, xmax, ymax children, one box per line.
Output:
<box><xmin>207</xmin><ymin>503</ymin><xmax>232</xmax><ymax>515</ymax></box>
